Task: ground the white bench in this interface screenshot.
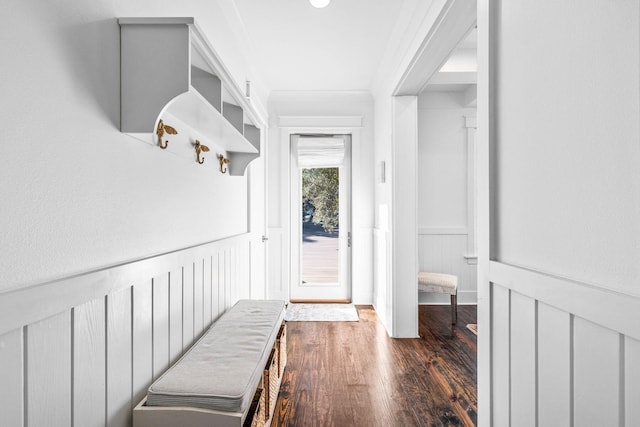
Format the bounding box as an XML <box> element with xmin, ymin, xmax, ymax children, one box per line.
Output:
<box><xmin>418</xmin><ymin>271</ymin><xmax>458</xmax><ymax>324</ymax></box>
<box><xmin>133</xmin><ymin>299</ymin><xmax>287</xmax><ymax>427</ymax></box>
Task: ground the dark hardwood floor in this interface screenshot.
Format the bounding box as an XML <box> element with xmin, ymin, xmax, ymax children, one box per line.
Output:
<box><xmin>272</xmin><ymin>305</ymin><xmax>477</xmax><ymax>427</ymax></box>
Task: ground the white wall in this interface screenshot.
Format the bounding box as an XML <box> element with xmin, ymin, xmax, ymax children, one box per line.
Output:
<box><xmin>417</xmin><ymin>91</ymin><xmax>477</xmax><ymax>304</ymax></box>
<box><xmin>0</xmin><ymin>0</ymin><xmax>268</xmax><ymax>293</ymax></box>
<box><xmin>0</xmin><ymin>1</ymin><xmax>267</xmax><ymax>425</ymax></box>
<box><xmin>478</xmin><ymin>0</ymin><xmax>640</xmax><ymax>425</ymax></box>
<box><xmin>371</xmin><ymin>0</ymin><xmax>469</xmax><ymax>336</ymax></box>
<box><xmin>266</xmin><ymin>91</ymin><xmax>374</xmax><ymax>304</ymax></box>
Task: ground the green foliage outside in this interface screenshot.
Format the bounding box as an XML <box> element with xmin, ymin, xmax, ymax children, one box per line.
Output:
<box><xmin>302</xmin><ymin>168</ymin><xmax>339</xmax><ymax>233</ymax></box>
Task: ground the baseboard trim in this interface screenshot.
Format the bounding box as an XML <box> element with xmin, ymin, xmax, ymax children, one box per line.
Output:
<box><xmin>289</xmin><ymin>299</ymin><xmax>352</xmax><ymax>304</ymax></box>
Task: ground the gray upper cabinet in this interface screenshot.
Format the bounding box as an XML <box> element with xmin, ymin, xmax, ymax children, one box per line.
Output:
<box><xmin>118</xmin><ymin>17</ymin><xmax>262</xmax><ymax>176</ymax></box>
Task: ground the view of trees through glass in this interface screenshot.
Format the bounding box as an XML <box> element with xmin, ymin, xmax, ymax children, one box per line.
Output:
<box><xmin>301</xmin><ymin>167</ymin><xmax>339</xmax><ymax>233</ymax></box>
<box><xmin>301</xmin><ymin>167</ymin><xmax>339</xmax><ymax>284</ymax></box>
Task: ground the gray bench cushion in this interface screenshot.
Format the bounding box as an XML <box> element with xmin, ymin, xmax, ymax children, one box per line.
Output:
<box><xmin>146</xmin><ymin>299</ymin><xmax>285</xmax><ymax>413</ymax></box>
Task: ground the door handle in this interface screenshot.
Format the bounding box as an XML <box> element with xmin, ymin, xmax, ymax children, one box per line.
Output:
<box><xmin>347</xmin><ymin>232</ymin><xmax>352</xmax><ymax>248</ymax></box>
<box><xmin>262</xmin><ymin>235</ymin><xmax>269</xmax><ymax>242</ymax></box>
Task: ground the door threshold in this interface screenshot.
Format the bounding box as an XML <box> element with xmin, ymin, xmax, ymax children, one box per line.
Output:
<box><xmin>289</xmin><ymin>299</ymin><xmax>352</xmax><ymax>304</ymax></box>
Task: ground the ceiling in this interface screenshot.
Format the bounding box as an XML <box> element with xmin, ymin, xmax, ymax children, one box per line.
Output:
<box><xmin>232</xmin><ymin>0</ymin><xmax>409</xmax><ymax>92</ymax></box>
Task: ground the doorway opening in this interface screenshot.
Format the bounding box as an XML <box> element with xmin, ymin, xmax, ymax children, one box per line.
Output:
<box><xmin>301</xmin><ymin>167</ymin><xmax>340</xmax><ymax>285</ymax></box>
<box><xmin>290</xmin><ymin>134</ymin><xmax>351</xmax><ymax>302</ymax></box>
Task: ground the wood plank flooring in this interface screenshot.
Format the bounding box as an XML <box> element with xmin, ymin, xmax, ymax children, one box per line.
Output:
<box><xmin>272</xmin><ymin>305</ymin><xmax>477</xmax><ymax>427</ymax></box>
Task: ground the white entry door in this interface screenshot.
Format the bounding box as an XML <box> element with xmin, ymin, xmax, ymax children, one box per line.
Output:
<box><xmin>290</xmin><ymin>134</ymin><xmax>351</xmax><ymax>302</ymax></box>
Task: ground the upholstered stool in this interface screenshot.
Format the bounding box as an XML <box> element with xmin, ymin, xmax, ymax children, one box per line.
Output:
<box><xmin>418</xmin><ymin>272</ymin><xmax>458</xmax><ymax>324</ymax></box>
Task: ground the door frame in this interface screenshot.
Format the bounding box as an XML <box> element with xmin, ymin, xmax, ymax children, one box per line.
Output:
<box><xmin>389</xmin><ymin>0</ymin><xmax>483</xmax><ymax>420</ymax></box>
<box><xmin>278</xmin><ymin>122</ymin><xmax>362</xmax><ymax>303</ymax></box>
<box><xmin>289</xmin><ymin>133</ymin><xmax>352</xmax><ymax>302</ymax></box>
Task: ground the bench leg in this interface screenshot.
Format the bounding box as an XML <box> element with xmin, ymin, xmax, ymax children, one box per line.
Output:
<box><xmin>450</xmin><ymin>294</ymin><xmax>457</xmax><ymax>324</ymax></box>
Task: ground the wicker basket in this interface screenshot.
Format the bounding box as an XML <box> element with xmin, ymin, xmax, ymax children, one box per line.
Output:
<box><xmin>263</xmin><ymin>347</ymin><xmax>279</xmax><ymax>420</ymax></box>
<box><xmin>243</xmin><ymin>388</ymin><xmax>265</xmax><ymax>427</ymax></box>
<box><xmin>276</xmin><ymin>323</ymin><xmax>287</xmax><ymax>378</ymax></box>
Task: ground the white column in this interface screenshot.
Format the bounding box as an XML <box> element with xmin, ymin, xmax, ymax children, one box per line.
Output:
<box><xmin>391</xmin><ymin>96</ymin><xmax>419</xmax><ymax>338</ymax></box>
<box><xmin>464</xmin><ymin>116</ymin><xmax>478</xmax><ymax>265</ymax></box>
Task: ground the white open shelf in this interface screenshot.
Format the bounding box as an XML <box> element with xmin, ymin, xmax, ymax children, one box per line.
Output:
<box><xmin>118</xmin><ymin>17</ymin><xmax>263</xmax><ymax>176</ymax></box>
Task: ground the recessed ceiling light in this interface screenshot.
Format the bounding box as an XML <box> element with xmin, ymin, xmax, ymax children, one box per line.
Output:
<box><xmin>310</xmin><ymin>0</ymin><xmax>331</xmax><ymax>8</ymax></box>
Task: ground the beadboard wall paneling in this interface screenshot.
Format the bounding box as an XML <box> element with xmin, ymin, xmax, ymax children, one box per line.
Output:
<box><xmin>203</xmin><ymin>256</ymin><xmax>213</xmax><ymax>326</ymax></box>
<box><xmin>373</xmin><ymin>228</ymin><xmax>392</xmax><ymax>334</ymax></box>
<box><xmin>73</xmin><ymin>298</ymin><xmax>107</xmax><ymax>427</ymax></box>
<box><xmin>537</xmin><ymin>302</ymin><xmax>571</xmax><ymax>427</ymax></box>
<box><xmin>168</xmin><ymin>269</ymin><xmax>183</xmax><ymax>364</ymax></box>
<box><xmin>509</xmin><ymin>292</ymin><xmax>535</xmax><ymax>427</ymax></box>
<box><xmin>194</xmin><ymin>259</ymin><xmax>205</xmax><ymax>338</ymax></box>
<box><xmin>0</xmin><ymin>233</ymin><xmax>252</xmax><ymax>427</ymax></box>
<box><xmin>267</xmin><ymin>228</ymin><xmax>286</xmax><ymax>301</ymax></box>
<box><xmin>27</xmin><ymin>311</ymin><xmax>72</xmax><ymax>426</ymax></box>
<box><xmin>182</xmin><ymin>263</ymin><xmax>195</xmax><ymax>348</ymax></box>
<box><xmin>0</xmin><ymin>328</ymin><xmax>23</xmax><ymax>426</ymax></box>
<box><xmin>132</xmin><ymin>279</ymin><xmax>153</xmax><ymax>404</ymax></box>
<box><xmin>627</xmin><ymin>337</ymin><xmax>640</xmax><ymax>423</ymax></box>
<box><xmin>489</xmin><ymin>261</ymin><xmax>640</xmax><ymax>427</ymax></box>
<box><xmin>418</xmin><ymin>232</ymin><xmax>477</xmax><ymax>304</ymax></box>
<box><xmin>490</xmin><ymin>284</ymin><xmax>510</xmax><ymax>427</ymax></box>
<box><xmin>152</xmin><ymin>274</ymin><xmax>170</xmax><ymax>380</ymax></box>
<box><xmin>107</xmin><ymin>286</ymin><xmax>133</xmax><ymax>427</ymax></box>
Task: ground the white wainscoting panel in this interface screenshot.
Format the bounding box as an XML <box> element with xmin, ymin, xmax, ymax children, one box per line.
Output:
<box><xmin>73</xmin><ymin>298</ymin><xmax>106</xmax><ymax>427</ymax></box>
<box><xmin>215</xmin><ymin>252</ymin><xmax>224</xmax><ymax>319</ymax></box>
<box><xmin>537</xmin><ymin>302</ymin><xmax>570</xmax><ymax>427</ymax></box>
<box><xmin>27</xmin><ymin>311</ymin><xmax>71</xmax><ymax>427</ymax></box>
<box><xmin>418</xmin><ymin>232</ymin><xmax>477</xmax><ymax>304</ymax></box>
<box><xmin>627</xmin><ymin>337</ymin><xmax>640</xmax><ymax>424</ymax></box>
<box><xmin>509</xmin><ymin>292</ymin><xmax>535</xmax><ymax>427</ymax></box>
<box><xmin>0</xmin><ymin>233</ymin><xmax>255</xmax><ymax>427</ymax></box>
<box><xmin>488</xmin><ymin>261</ymin><xmax>640</xmax><ymax>427</ymax></box>
<box><xmin>183</xmin><ymin>263</ymin><xmax>195</xmax><ymax>348</ymax></box>
<box><xmin>203</xmin><ymin>256</ymin><xmax>212</xmax><ymax>327</ymax></box>
<box><xmin>107</xmin><ymin>286</ymin><xmax>133</xmax><ymax>427</ymax></box>
<box><xmin>0</xmin><ymin>328</ymin><xmax>23</xmax><ymax>426</ymax></box>
<box><xmin>194</xmin><ymin>258</ymin><xmax>204</xmax><ymax>338</ymax></box>
<box><xmin>168</xmin><ymin>269</ymin><xmax>183</xmax><ymax>364</ymax></box>
<box><xmin>132</xmin><ymin>279</ymin><xmax>153</xmax><ymax>404</ymax></box>
<box><xmin>267</xmin><ymin>228</ymin><xmax>286</xmax><ymax>301</ymax></box>
<box><xmin>574</xmin><ymin>317</ymin><xmax>621</xmax><ymax>427</ymax></box>
<box><xmin>373</xmin><ymin>228</ymin><xmax>392</xmax><ymax>333</ymax></box>
<box><xmin>152</xmin><ymin>274</ymin><xmax>170</xmax><ymax>380</ymax></box>
<box><xmin>491</xmin><ymin>284</ymin><xmax>510</xmax><ymax>427</ymax></box>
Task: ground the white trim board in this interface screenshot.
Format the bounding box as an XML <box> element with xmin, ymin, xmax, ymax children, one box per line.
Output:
<box><xmin>489</xmin><ymin>261</ymin><xmax>640</xmax><ymax>341</ymax></box>
<box><xmin>0</xmin><ymin>233</ymin><xmax>253</xmax><ymax>336</ymax></box>
<box><xmin>419</xmin><ymin>290</ymin><xmax>477</xmax><ymax>305</ymax></box>
<box><xmin>418</xmin><ymin>226</ymin><xmax>468</xmax><ymax>235</ymax></box>
<box><xmin>278</xmin><ymin>116</ymin><xmax>363</xmax><ymax>128</ymax></box>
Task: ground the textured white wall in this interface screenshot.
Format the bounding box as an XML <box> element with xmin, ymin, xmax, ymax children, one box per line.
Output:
<box><xmin>493</xmin><ymin>0</ymin><xmax>640</xmax><ymax>295</ymax></box>
<box><xmin>0</xmin><ymin>0</ymin><xmax>267</xmax><ymax>292</ymax></box>
<box><xmin>477</xmin><ymin>1</ymin><xmax>640</xmax><ymax>425</ymax></box>
<box><xmin>418</xmin><ymin>91</ymin><xmax>472</xmax><ymax>227</ymax></box>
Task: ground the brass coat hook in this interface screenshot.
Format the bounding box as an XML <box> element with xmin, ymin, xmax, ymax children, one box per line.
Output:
<box><xmin>156</xmin><ymin>119</ymin><xmax>177</xmax><ymax>149</ymax></box>
<box><xmin>195</xmin><ymin>140</ymin><xmax>210</xmax><ymax>164</ymax></box>
<box><xmin>218</xmin><ymin>154</ymin><xmax>230</xmax><ymax>174</ymax></box>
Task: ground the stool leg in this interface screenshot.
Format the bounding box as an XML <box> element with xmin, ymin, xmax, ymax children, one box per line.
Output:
<box><xmin>450</xmin><ymin>294</ymin><xmax>457</xmax><ymax>324</ymax></box>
